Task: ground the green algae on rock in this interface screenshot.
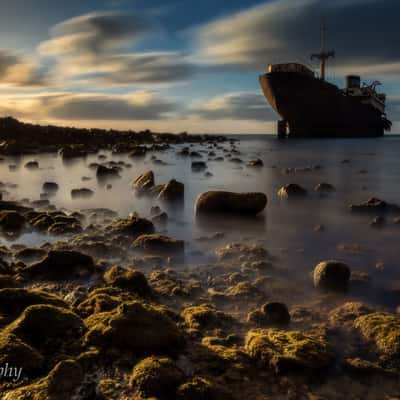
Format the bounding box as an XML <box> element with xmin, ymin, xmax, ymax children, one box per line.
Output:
<box><xmin>245</xmin><ymin>328</ymin><xmax>334</xmax><ymax>373</ymax></box>
<box><xmin>130</xmin><ymin>356</ymin><xmax>185</xmax><ymax>399</ymax></box>
<box><xmin>84</xmin><ymin>301</ymin><xmax>185</xmax><ymax>355</ymax></box>
<box><xmin>354</xmin><ymin>312</ymin><xmax>400</xmax><ymax>357</ymax></box>
<box><xmin>177</xmin><ymin>376</ymin><xmax>234</xmax><ymax>400</ymax></box>
<box><xmin>181</xmin><ymin>305</ymin><xmax>235</xmax><ymax>332</ymax></box>
<box><xmin>103</xmin><ymin>265</ymin><xmax>151</xmax><ymax>297</ymax></box>
<box><xmin>313</xmin><ymin>260</ymin><xmax>351</xmax><ymax>292</ymax></box>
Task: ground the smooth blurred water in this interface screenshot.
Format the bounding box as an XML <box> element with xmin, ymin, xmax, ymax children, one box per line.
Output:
<box><xmin>1</xmin><ymin>135</ymin><xmax>400</xmax><ymax>304</ymax></box>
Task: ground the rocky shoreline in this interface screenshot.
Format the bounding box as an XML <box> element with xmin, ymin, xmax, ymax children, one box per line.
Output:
<box><xmin>0</xmin><ymin>123</ymin><xmax>399</xmax><ymax>399</ymax></box>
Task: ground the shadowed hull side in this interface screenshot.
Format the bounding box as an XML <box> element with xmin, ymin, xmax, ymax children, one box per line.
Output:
<box><xmin>260</xmin><ymin>72</ymin><xmax>385</xmax><ymax>137</ymax></box>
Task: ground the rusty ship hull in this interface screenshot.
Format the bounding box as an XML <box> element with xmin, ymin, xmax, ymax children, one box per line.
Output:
<box><xmin>260</xmin><ymin>72</ymin><xmax>387</xmax><ymax>138</ymax></box>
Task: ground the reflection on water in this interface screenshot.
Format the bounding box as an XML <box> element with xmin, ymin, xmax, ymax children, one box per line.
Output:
<box><xmin>1</xmin><ymin>135</ymin><xmax>400</xmax><ymax>307</ymax></box>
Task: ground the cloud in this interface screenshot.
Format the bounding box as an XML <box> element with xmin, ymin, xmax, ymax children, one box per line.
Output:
<box><xmin>0</xmin><ymin>49</ymin><xmax>48</xmax><ymax>86</ymax></box>
<box><xmin>193</xmin><ymin>0</ymin><xmax>400</xmax><ymax>77</ymax></box>
<box><xmin>191</xmin><ymin>92</ymin><xmax>276</xmax><ymax>121</ymax></box>
<box><xmin>39</xmin><ymin>12</ymin><xmax>193</xmax><ymax>85</ymax></box>
<box><xmin>0</xmin><ymin>91</ymin><xmax>179</xmax><ymax>121</ymax></box>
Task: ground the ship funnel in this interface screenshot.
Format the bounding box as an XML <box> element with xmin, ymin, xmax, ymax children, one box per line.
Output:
<box><xmin>346</xmin><ymin>75</ymin><xmax>360</xmax><ymax>89</ymax></box>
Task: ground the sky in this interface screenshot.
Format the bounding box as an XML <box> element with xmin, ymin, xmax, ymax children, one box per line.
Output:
<box><xmin>0</xmin><ymin>0</ymin><xmax>399</xmax><ymax>134</ymax></box>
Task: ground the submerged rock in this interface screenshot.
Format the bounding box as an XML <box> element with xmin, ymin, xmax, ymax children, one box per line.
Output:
<box><xmin>350</xmin><ymin>197</ymin><xmax>400</xmax><ymax>214</ymax></box>
<box><xmin>133</xmin><ymin>234</ymin><xmax>184</xmax><ymax>256</ymax></box>
<box><xmin>314</xmin><ymin>182</ymin><xmax>336</xmax><ymax>193</ymax></box>
<box><xmin>195</xmin><ymin>191</ymin><xmax>267</xmax><ymax>215</ymax></box>
<box><xmin>158</xmin><ymin>179</ymin><xmax>184</xmax><ymax>202</ymax></box>
<box><xmin>84</xmin><ymin>301</ymin><xmax>185</xmax><ymax>355</ymax></box>
<box><xmin>245</xmin><ymin>328</ymin><xmax>333</xmax><ymax>372</ymax></box>
<box><xmin>42</xmin><ymin>181</ymin><xmax>59</xmax><ymax>193</ymax></box>
<box><xmin>130</xmin><ymin>356</ymin><xmax>185</xmax><ymax>399</ymax></box>
<box><xmin>71</xmin><ymin>188</ymin><xmax>94</xmax><ymax>199</ymax></box>
<box><xmin>96</xmin><ymin>164</ymin><xmax>120</xmax><ymax>180</ymax></box>
<box><xmin>313</xmin><ymin>260</ymin><xmax>351</xmax><ymax>292</ymax></box>
<box><xmin>191</xmin><ymin>161</ymin><xmax>207</xmax><ymax>172</ymax></box>
<box><xmin>24</xmin><ymin>160</ymin><xmax>39</xmax><ymax>170</ymax></box>
<box><xmin>247</xmin><ymin>158</ymin><xmax>264</xmax><ymax>167</ymax></box>
<box><xmin>107</xmin><ymin>215</ymin><xmax>155</xmax><ymax>238</ymax></box>
<box><xmin>277</xmin><ymin>183</ymin><xmax>307</xmax><ymax>199</ymax></box>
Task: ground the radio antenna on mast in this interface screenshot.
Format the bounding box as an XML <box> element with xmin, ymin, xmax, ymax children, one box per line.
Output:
<box><xmin>311</xmin><ymin>17</ymin><xmax>335</xmax><ymax>80</ymax></box>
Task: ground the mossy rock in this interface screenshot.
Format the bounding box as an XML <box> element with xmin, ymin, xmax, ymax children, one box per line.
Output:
<box><xmin>3</xmin><ymin>359</ymin><xmax>84</xmax><ymax>400</ymax></box>
<box><xmin>22</xmin><ymin>250</ymin><xmax>95</xmax><ymax>280</ymax></box>
<box><xmin>313</xmin><ymin>260</ymin><xmax>350</xmax><ymax>292</ymax></box>
<box><xmin>354</xmin><ymin>312</ymin><xmax>400</xmax><ymax>357</ymax></box>
<box><xmin>130</xmin><ymin>356</ymin><xmax>185</xmax><ymax>399</ymax></box>
<box><xmin>84</xmin><ymin>301</ymin><xmax>185</xmax><ymax>355</ymax></box>
<box><xmin>247</xmin><ymin>302</ymin><xmax>290</xmax><ymax>327</ymax></box>
<box><xmin>245</xmin><ymin>328</ymin><xmax>334</xmax><ymax>373</ymax></box>
<box><xmin>103</xmin><ymin>266</ymin><xmax>151</xmax><ymax>297</ymax></box>
<box><xmin>177</xmin><ymin>377</ymin><xmax>233</xmax><ymax>400</ymax></box>
<box><xmin>107</xmin><ymin>216</ymin><xmax>155</xmax><ymax>238</ymax></box>
<box><xmin>5</xmin><ymin>304</ymin><xmax>85</xmax><ymax>354</ymax></box>
<box><xmin>30</xmin><ymin>214</ymin><xmax>55</xmax><ymax>231</ymax></box>
<box><xmin>0</xmin><ymin>288</ymin><xmax>67</xmax><ymax>322</ymax></box>
<box><xmin>133</xmin><ymin>234</ymin><xmax>185</xmax><ymax>256</ymax></box>
<box><xmin>215</xmin><ymin>243</ymin><xmax>267</xmax><ymax>262</ymax></box>
<box><xmin>181</xmin><ymin>305</ymin><xmax>234</xmax><ymax>332</ymax></box>
<box><xmin>0</xmin><ymin>333</ymin><xmax>44</xmax><ymax>376</ymax></box>
<box><xmin>329</xmin><ymin>302</ymin><xmax>373</xmax><ymax>328</ymax></box>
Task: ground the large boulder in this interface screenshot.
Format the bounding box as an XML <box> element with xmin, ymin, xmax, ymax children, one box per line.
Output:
<box><xmin>23</xmin><ymin>250</ymin><xmax>95</xmax><ymax>280</ymax></box>
<box><xmin>133</xmin><ymin>234</ymin><xmax>184</xmax><ymax>256</ymax></box>
<box><xmin>0</xmin><ymin>210</ymin><xmax>26</xmax><ymax>232</ymax></box>
<box><xmin>195</xmin><ymin>191</ymin><xmax>267</xmax><ymax>215</ymax></box>
<box><xmin>84</xmin><ymin>301</ymin><xmax>185</xmax><ymax>355</ymax></box>
<box><xmin>313</xmin><ymin>260</ymin><xmax>350</xmax><ymax>292</ymax></box>
<box><xmin>245</xmin><ymin>328</ymin><xmax>333</xmax><ymax>372</ymax></box>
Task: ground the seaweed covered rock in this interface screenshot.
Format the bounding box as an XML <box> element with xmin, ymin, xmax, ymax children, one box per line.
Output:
<box><xmin>103</xmin><ymin>266</ymin><xmax>151</xmax><ymax>297</ymax></box>
<box><xmin>329</xmin><ymin>302</ymin><xmax>373</xmax><ymax>328</ymax></box>
<box><xmin>195</xmin><ymin>191</ymin><xmax>267</xmax><ymax>215</ymax></box>
<box><xmin>3</xmin><ymin>359</ymin><xmax>84</xmax><ymax>400</ymax></box>
<box><xmin>158</xmin><ymin>179</ymin><xmax>184</xmax><ymax>202</ymax></box>
<box><xmin>133</xmin><ymin>234</ymin><xmax>184</xmax><ymax>256</ymax></box>
<box><xmin>84</xmin><ymin>301</ymin><xmax>184</xmax><ymax>355</ymax></box>
<box><xmin>354</xmin><ymin>312</ymin><xmax>400</xmax><ymax>357</ymax></box>
<box><xmin>216</xmin><ymin>243</ymin><xmax>268</xmax><ymax>262</ymax></box>
<box><xmin>247</xmin><ymin>302</ymin><xmax>290</xmax><ymax>327</ymax></box>
<box><xmin>107</xmin><ymin>215</ymin><xmax>155</xmax><ymax>238</ymax></box>
<box><xmin>181</xmin><ymin>305</ymin><xmax>234</xmax><ymax>332</ymax></box>
<box><xmin>0</xmin><ymin>288</ymin><xmax>67</xmax><ymax>322</ymax></box>
<box><xmin>245</xmin><ymin>328</ymin><xmax>334</xmax><ymax>373</ymax></box>
<box><xmin>0</xmin><ymin>333</ymin><xmax>44</xmax><ymax>376</ymax></box>
<box><xmin>313</xmin><ymin>260</ymin><xmax>350</xmax><ymax>292</ymax></box>
<box><xmin>5</xmin><ymin>304</ymin><xmax>85</xmax><ymax>354</ymax></box>
<box><xmin>0</xmin><ymin>210</ymin><xmax>26</xmax><ymax>232</ymax></box>
<box><xmin>277</xmin><ymin>184</ymin><xmax>307</xmax><ymax>199</ymax></box>
<box><xmin>130</xmin><ymin>356</ymin><xmax>185</xmax><ymax>399</ymax></box>
<box><xmin>177</xmin><ymin>377</ymin><xmax>233</xmax><ymax>400</ymax></box>
<box><xmin>23</xmin><ymin>250</ymin><xmax>95</xmax><ymax>280</ymax></box>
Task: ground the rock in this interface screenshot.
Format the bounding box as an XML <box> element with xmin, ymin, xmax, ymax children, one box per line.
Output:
<box><xmin>48</xmin><ymin>221</ymin><xmax>83</xmax><ymax>235</ymax></box>
<box><xmin>314</xmin><ymin>182</ymin><xmax>336</xmax><ymax>193</ymax></box>
<box><xmin>107</xmin><ymin>216</ymin><xmax>155</xmax><ymax>238</ymax></box>
<box><xmin>71</xmin><ymin>188</ymin><xmax>94</xmax><ymax>199</ymax></box>
<box><xmin>245</xmin><ymin>328</ymin><xmax>333</xmax><ymax>372</ymax></box>
<box><xmin>96</xmin><ymin>164</ymin><xmax>120</xmax><ymax>180</ymax></box>
<box><xmin>0</xmin><ymin>210</ymin><xmax>26</xmax><ymax>232</ymax></box>
<box><xmin>23</xmin><ymin>250</ymin><xmax>95</xmax><ymax>280</ymax></box>
<box><xmin>329</xmin><ymin>302</ymin><xmax>373</xmax><ymax>328</ymax></box>
<box><xmin>277</xmin><ymin>184</ymin><xmax>307</xmax><ymax>199</ymax></box>
<box><xmin>191</xmin><ymin>161</ymin><xmax>207</xmax><ymax>172</ymax></box>
<box><xmin>84</xmin><ymin>301</ymin><xmax>185</xmax><ymax>355</ymax></box>
<box><xmin>313</xmin><ymin>260</ymin><xmax>351</xmax><ymax>292</ymax></box>
<box><xmin>150</xmin><ymin>205</ymin><xmax>162</xmax><ymax>215</ymax></box>
<box><xmin>350</xmin><ymin>197</ymin><xmax>400</xmax><ymax>214</ymax></box>
<box><xmin>182</xmin><ymin>305</ymin><xmax>234</xmax><ymax>331</ymax></box>
<box><xmin>354</xmin><ymin>312</ymin><xmax>400</xmax><ymax>357</ymax></box>
<box><xmin>190</xmin><ymin>151</ymin><xmax>202</xmax><ymax>158</ymax></box>
<box><xmin>3</xmin><ymin>359</ymin><xmax>84</xmax><ymax>400</ymax></box>
<box><xmin>216</xmin><ymin>243</ymin><xmax>268</xmax><ymax>262</ymax></box>
<box><xmin>247</xmin><ymin>158</ymin><xmax>264</xmax><ymax>167</ymax></box>
<box><xmin>0</xmin><ymin>288</ymin><xmax>67</xmax><ymax>322</ymax></box>
<box><xmin>371</xmin><ymin>216</ymin><xmax>386</xmax><ymax>228</ymax></box>
<box><xmin>130</xmin><ymin>356</ymin><xmax>185</xmax><ymax>399</ymax></box>
<box><xmin>5</xmin><ymin>304</ymin><xmax>85</xmax><ymax>354</ymax></box>
<box><xmin>248</xmin><ymin>302</ymin><xmax>290</xmax><ymax>327</ymax></box>
<box><xmin>195</xmin><ymin>191</ymin><xmax>267</xmax><ymax>215</ymax></box>
<box><xmin>152</xmin><ymin>212</ymin><xmax>168</xmax><ymax>225</ymax></box>
<box><xmin>158</xmin><ymin>179</ymin><xmax>184</xmax><ymax>202</ymax></box>
<box><xmin>24</xmin><ymin>160</ymin><xmax>39</xmax><ymax>170</ymax></box>
<box><xmin>103</xmin><ymin>266</ymin><xmax>151</xmax><ymax>297</ymax></box>
<box><xmin>177</xmin><ymin>377</ymin><xmax>233</xmax><ymax>400</ymax></box>
<box><xmin>42</xmin><ymin>182</ymin><xmax>58</xmax><ymax>193</ymax></box>
<box><xmin>59</xmin><ymin>145</ymin><xmax>87</xmax><ymax>159</ymax></box>
<box><xmin>133</xmin><ymin>234</ymin><xmax>184</xmax><ymax>256</ymax></box>
<box><xmin>15</xmin><ymin>247</ymin><xmax>47</xmax><ymax>263</ymax></box>
<box><xmin>132</xmin><ymin>170</ymin><xmax>155</xmax><ymax>193</ymax></box>
<box><xmin>129</xmin><ymin>146</ymin><xmax>147</xmax><ymax>157</ymax></box>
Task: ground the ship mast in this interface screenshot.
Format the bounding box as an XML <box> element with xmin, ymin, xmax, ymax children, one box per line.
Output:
<box><xmin>311</xmin><ymin>18</ymin><xmax>335</xmax><ymax>80</ymax></box>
